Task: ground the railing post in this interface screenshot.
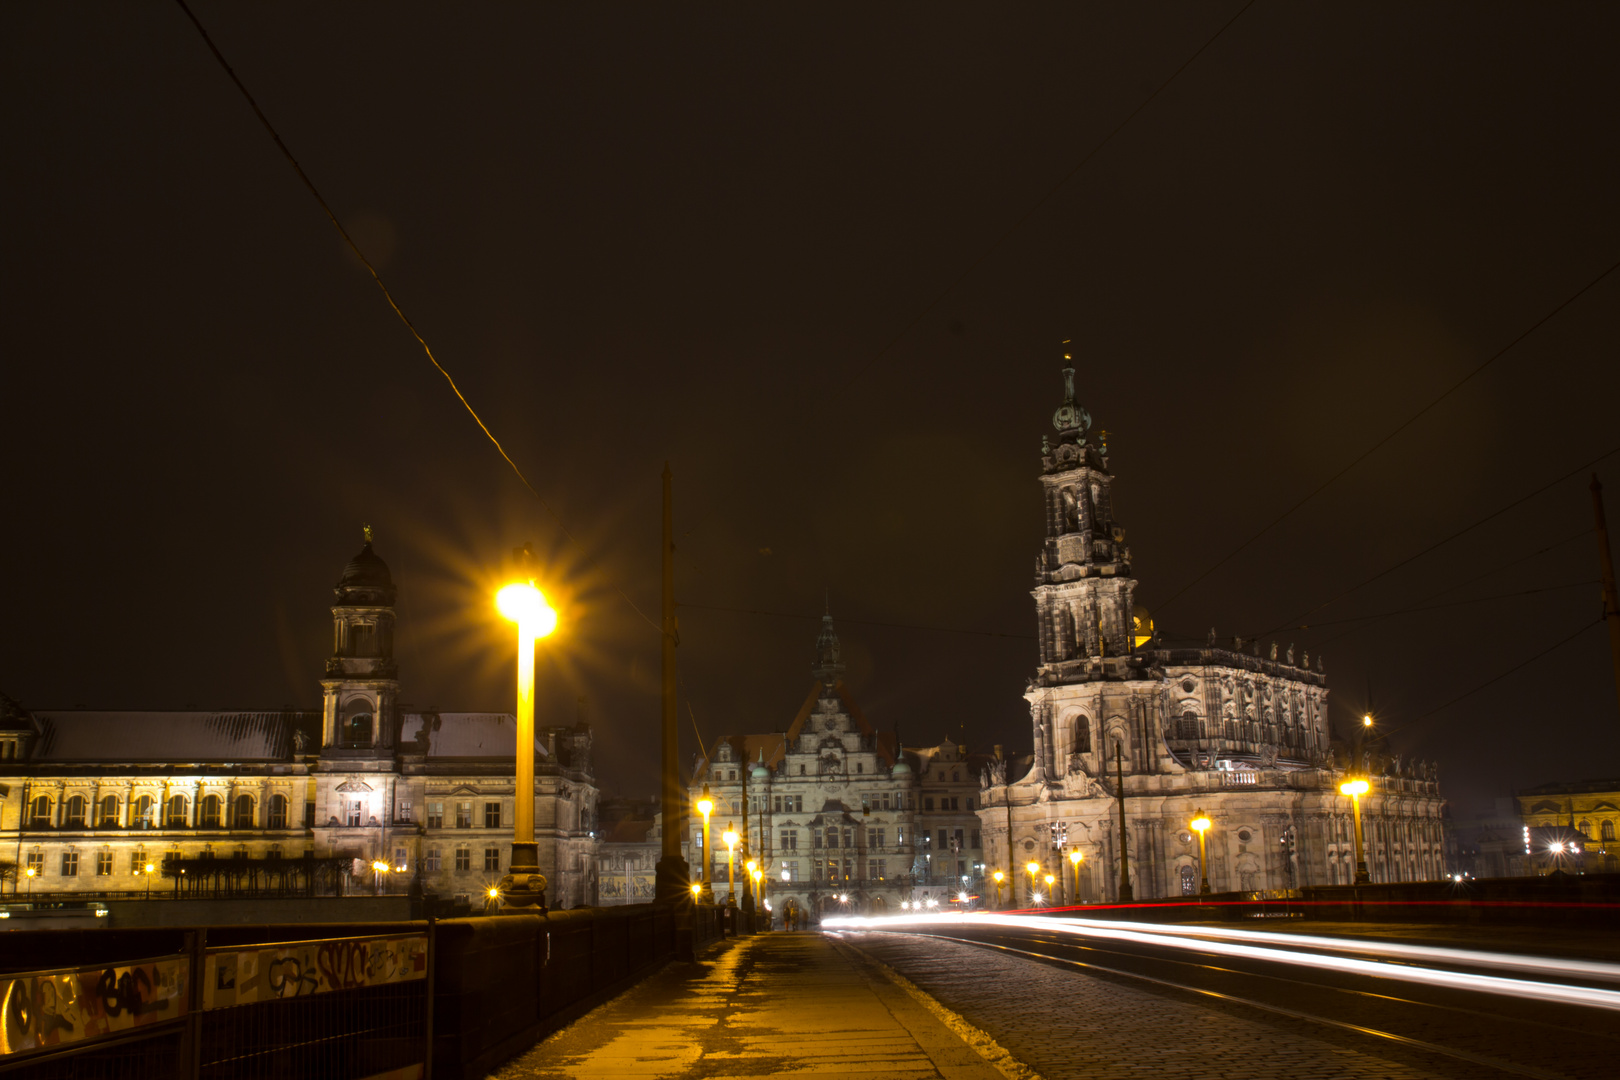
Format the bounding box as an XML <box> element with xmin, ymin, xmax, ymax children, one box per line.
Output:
<box><xmin>423</xmin><ymin>917</ymin><xmax>436</xmax><ymax>1080</ymax></box>
<box><xmin>180</xmin><ymin>928</ymin><xmax>206</xmax><ymax>1080</ymax></box>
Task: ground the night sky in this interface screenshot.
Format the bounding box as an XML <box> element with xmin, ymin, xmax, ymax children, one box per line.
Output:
<box><xmin>5</xmin><ymin>4</ymin><xmax>1618</xmax><ymax>823</ymax></box>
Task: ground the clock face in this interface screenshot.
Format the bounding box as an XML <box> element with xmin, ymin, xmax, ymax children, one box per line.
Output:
<box><xmin>824</xmin><ymin>717</ymin><xmax>839</xmax><ymax>732</ymax></box>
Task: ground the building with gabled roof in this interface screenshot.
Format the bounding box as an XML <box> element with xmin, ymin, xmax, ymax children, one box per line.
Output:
<box><xmin>685</xmin><ymin>614</ymin><xmax>990</xmax><ymax>921</ymax></box>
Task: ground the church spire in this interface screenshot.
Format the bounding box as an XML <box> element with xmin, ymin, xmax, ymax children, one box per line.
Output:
<box><xmin>813</xmin><ymin>610</ymin><xmax>844</xmax><ymax>684</ymax></box>
<box><xmin>1050</xmin><ymin>341</ymin><xmax>1092</xmax><ymax>438</ymax></box>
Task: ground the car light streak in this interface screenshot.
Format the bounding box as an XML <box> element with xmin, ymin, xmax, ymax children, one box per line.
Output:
<box><xmin>820</xmin><ymin>912</ymin><xmax>1620</xmax><ymax>1012</ymax></box>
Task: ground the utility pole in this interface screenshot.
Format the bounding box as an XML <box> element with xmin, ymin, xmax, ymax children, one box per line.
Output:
<box><xmin>654</xmin><ymin>464</ymin><xmax>691</xmax><ymax>918</ymax></box>
<box><xmin>1593</xmin><ymin>474</ymin><xmax>1620</xmax><ymax>725</ymax></box>
<box><xmin>1115</xmin><ymin>743</ymin><xmax>1133</xmax><ymax>902</ymax></box>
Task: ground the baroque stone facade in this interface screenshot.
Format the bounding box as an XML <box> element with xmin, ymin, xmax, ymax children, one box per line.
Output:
<box><xmin>686</xmin><ymin>616</ymin><xmax>989</xmax><ymax>919</ymax></box>
<box><xmin>0</xmin><ymin>537</ymin><xmax>599</xmax><ymax>908</ymax></box>
<box><xmin>978</xmin><ymin>362</ymin><xmax>1447</xmax><ymax>902</ymax></box>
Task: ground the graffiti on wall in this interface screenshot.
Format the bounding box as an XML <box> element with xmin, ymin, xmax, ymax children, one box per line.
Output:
<box><xmin>1</xmin><ymin>956</ymin><xmax>190</xmax><ymax>1057</ymax></box>
<box><xmin>203</xmin><ymin>933</ymin><xmax>426</xmax><ymax>1010</ymax></box>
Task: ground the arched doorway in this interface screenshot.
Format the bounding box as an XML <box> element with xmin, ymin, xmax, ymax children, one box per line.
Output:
<box><xmin>869</xmin><ymin>896</ymin><xmax>887</xmax><ymax>914</ymax></box>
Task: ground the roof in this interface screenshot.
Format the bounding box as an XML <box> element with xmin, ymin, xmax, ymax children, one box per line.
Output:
<box><xmin>1518</xmin><ymin>779</ymin><xmax>1620</xmax><ymax>797</ymax></box>
<box><xmin>400</xmin><ymin>713</ymin><xmax>550</xmax><ymax>760</ymax></box>
<box><xmin>602</xmin><ymin>819</ymin><xmax>656</xmax><ymax>844</ymax></box>
<box><xmin>29</xmin><ymin>711</ymin><xmax>318</xmax><ymax>763</ymax></box>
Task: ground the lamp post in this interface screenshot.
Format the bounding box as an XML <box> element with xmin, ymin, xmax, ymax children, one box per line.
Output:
<box><xmin>992</xmin><ymin>869</ymin><xmax>1005</xmax><ymax>909</ymax></box>
<box><xmin>696</xmin><ymin>786</ymin><xmax>715</xmax><ymax>903</ymax></box>
<box><xmin>723</xmin><ymin>823</ymin><xmax>739</xmax><ymax>906</ymax></box>
<box><xmin>1068</xmin><ymin>849</ymin><xmax>1084</xmax><ymax>903</ymax></box>
<box><xmin>1190</xmin><ymin>810</ymin><xmax>1212</xmax><ymax>895</ymax></box>
<box><xmin>1043</xmin><ymin>873</ymin><xmax>1055</xmax><ymax>905</ymax></box>
<box><xmin>144</xmin><ymin>862</ymin><xmax>155</xmax><ymax>900</ymax></box>
<box><xmin>1340</xmin><ymin>778</ymin><xmax>1371</xmax><ymax>884</ymax></box>
<box><xmin>1025</xmin><ymin>860</ymin><xmax>1040</xmax><ymax>907</ymax></box>
<box><xmin>25</xmin><ymin>866</ymin><xmax>35</xmax><ymax>898</ymax></box>
<box><xmin>371</xmin><ymin>859</ymin><xmax>391</xmax><ymax>897</ymax></box>
<box><xmin>495</xmin><ymin>556</ymin><xmax>560</xmax><ymax>911</ymax></box>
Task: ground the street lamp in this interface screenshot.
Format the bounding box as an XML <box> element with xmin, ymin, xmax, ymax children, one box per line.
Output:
<box><xmin>25</xmin><ymin>866</ymin><xmax>36</xmax><ymax>898</ymax></box>
<box><xmin>1067</xmin><ymin>849</ymin><xmax>1083</xmax><ymax>903</ymax></box>
<box><xmin>1025</xmin><ymin>860</ymin><xmax>1040</xmax><ymax>907</ymax></box>
<box><xmin>371</xmin><ymin>859</ymin><xmax>391</xmax><ymax>896</ymax></box>
<box><xmin>723</xmin><ymin>823</ymin><xmax>739</xmax><ymax>906</ymax></box>
<box><xmin>992</xmin><ymin>869</ymin><xmax>1005</xmax><ymax>909</ymax></box>
<box><xmin>144</xmin><ymin>862</ymin><xmax>155</xmax><ymax>900</ymax></box>
<box><xmin>696</xmin><ymin>785</ymin><xmax>715</xmax><ymax>902</ymax></box>
<box><xmin>1190</xmin><ymin>810</ymin><xmax>1212</xmax><ymax>894</ymax></box>
<box><xmin>1043</xmin><ymin>873</ymin><xmax>1055</xmax><ymax>905</ymax></box>
<box><xmin>495</xmin><ymin>562</ymin><xmax>559</xmax><ymax>910</ymax></box>
<box><xmin>1340</xmin><ymin>778</ymin><xmax>1371</xmax><ymax>884</ymax></box>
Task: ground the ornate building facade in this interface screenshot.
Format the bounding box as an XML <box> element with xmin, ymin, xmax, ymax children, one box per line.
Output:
<box><xmin>978</xmin><ymin>362</ymin><xmax>1448</xmax><ymax>902</ymax></box>
<box><xmin>686</xmin><ymin>616</ymin><xmax>990</xmax><ymax>919</ymax></box>
<box><xmin>0</xmin><ymin>536</ymin><xmax>599</xmax><ymax>908</ymax></box>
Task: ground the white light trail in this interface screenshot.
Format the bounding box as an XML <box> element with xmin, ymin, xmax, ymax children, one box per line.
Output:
<box><xmin>820</xmin><ymin>912</ymin><xmax>1620</xmax><ymax>1012</ymax></box>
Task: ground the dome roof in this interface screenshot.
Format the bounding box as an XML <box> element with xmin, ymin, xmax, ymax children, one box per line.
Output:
<box><xmin>891</xmin><ymin>759</ymin><xmax>912</xmax><ymax>776</ymax></box>
<box><xmin>339</xmin><ymin>542</ymin><xmax>394</xmax><ymax>590</ymax></box>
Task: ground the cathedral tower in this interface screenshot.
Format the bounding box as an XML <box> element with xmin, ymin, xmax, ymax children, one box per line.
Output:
<box><xmin>1032</xmin><ymin>353</ymin><xmax>1139</xmax><ymax>670</ymax></box>
<box><xmin>319</xmin><ymin>527</ymin><xmax>400</xmax><ymax>760</ymax></box>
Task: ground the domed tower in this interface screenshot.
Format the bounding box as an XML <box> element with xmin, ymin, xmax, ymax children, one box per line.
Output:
<box><xmin>320</xmin><ymin>527</ymin><xmax>401</xmax><ymax>758</ymax></box>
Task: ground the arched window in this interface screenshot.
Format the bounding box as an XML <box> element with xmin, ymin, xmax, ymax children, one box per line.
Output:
<box><xmin>343</xmin><ymin>702</ymin><xmax>374</xmax><ymax>747</ymax></box>
<box><xmin>1604</xmin><ymin>820</ymin><xmax>1616</xmax><ymax>842</ymax></box>
<box><xmin>98</xmin><ymin>795</ymin><xmax>120</xmax><ymax>826</ymax></box>
<box><xmin>167</xmin><ymin>794</ymin><xmax>190</xmax><ymax>827</ymax></box>
<box><xmin>199</xmin><ymin>794</ymin><xmax>222</xmax><ymax>828</ymax></box>
<box><xmin>1073</xmin><ymin>716</ymin><xmax>1092</xmax><ymax>753</ymax></box>
<box><xmin>132</xmin><ymin>794</ymin><xmax>155</xmax><ymax>828</ymax></box>
<box><xmin>232</xmin><ymin>794</ymin><xmax>254</xmax><ymax>828</ymax></box>
<box><xmin>267</xmin><ymin>793</ymin><xmax>289</xmax><ymax>830</ymax></box>
<box><xmin>1579</xmin><ymin>819</ymin><xmax>1592</xmax><ymax>838</ymax></box>
<box><xmin>30</xmin><ymin>794</ymin><xmax>52</xmax><ymax>826</ymax></box>
<box><xmin>63</xmin><ymin>795</ymin><xmax>87</xmax><ymax>827</ymax></box>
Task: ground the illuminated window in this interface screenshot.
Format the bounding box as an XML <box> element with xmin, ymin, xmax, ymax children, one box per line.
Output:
<box><xmin>1605</xmin><ymin>821</ymin><xmax>1616</xmax><ymax>842</ymax></box>
<box><xmin>98</xmin><ymin>795</ymin><xmax>120</xmax><ymax>827</ymax></box>
<box><xmin>130</xmin><ymin>850</ymin><xmax>147</xmax><ymax>875</ymax></box>
<box><xmin>873</xmin><ymin>859</ymin><xmax>887</xmax><ymax>880</ymax></box>
<box><xmin>427</xmin><ymin>802</ymin><xmax>444</xmax><ymax>829</ymax></box>
<box><xmin>166</xmin><ymin>795</ymin><xmax>189</xmax><ymax>827</ymax></box>
<box><xmin>26</xmin><ymin>852</ymin><xmax>43</xmax><ymax>875</ymax></box>
<box><xmin>63</xmin><ymin>795</ymin><xmax>87</xmax><ymax>828</ymax></box>
<box><xmin>132</xmin><ymin>794</ymin><xmax>155</xmax><ymax>828</ymax></box>
<box><xmin>199</xmin><ymin>795</ymin><xmax>222</xmax><ymax>828</ymax></box>
<box><xmin>344</xmin><ymin>799</ymin><xmax>364</xmax><ymax>827</ymax></box>
<box><xmin>267</xmin><ymin>794</ymin><xmax>289</xmax><ymax>829</ymax></box>
<box><xmin>1181</xmin><ymin>865</ymin><xmax>1196</xmax><ymax>895</ymax></box>
<box><xmin>456</xmin><ymin>802</ymin><xmax>472</xmax><ymax>829</ymax></box>
<box><xmin>96</xmin><ymin>851</ymin><xmax>113</xmax><ymax>876</ymax></box>
<box><xmin>232</xmin><ymin>794</ymin><xmax>254</xmax><ymax>828</ymax></box>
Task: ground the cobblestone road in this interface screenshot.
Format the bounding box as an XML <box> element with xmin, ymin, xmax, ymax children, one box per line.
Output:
<box><xmin>843</xmin><ymin>931</ymin><xmax>1473</xmax><ymax>1080</ymax></box>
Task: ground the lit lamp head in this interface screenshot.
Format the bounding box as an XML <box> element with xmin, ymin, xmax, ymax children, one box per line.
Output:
<box><xmin>371</xmin><ymin>860</ymin><xmax>390</xmax><ymax>874</ymax></box>
<box><xmin>1190</xmin><ymin>811</ymin><xmax>1211</xmax><ymax>835</ymax></box>
<box><xmin>496</xmin><ymin>581</ymin><xmax>559</xmax><ymax>637</ymax></box>
<box><xmin>690</xmin><ymin>882</ymin><xmax>703</xmax><ymax>897</ymax></box>
<box><xmin>1068</xmin><ymin>849</ymin><xmax>1083</xmax><ymax>866</ymax></box>
<box><xmin>1044</xmin><ymin>874</ymin><xmax>1055</xmax><ymax>886</ymax></box>
<box><xmin>992</xmin><ymin>870</ymin><xmax>1005</xmax><ymax>883</ymax></box>
<box><xmin>1362</xmin><ymin>714</ymin><xmax>1373</xmax><ymax>728</ymax></box>
<box><xmin>144</xmin><ymin>863</ymin><xmax>155</xmax><ymax>875</ymax></box>
<box><xmin>746</xmin><ymin>859</ymin><xmax>758</xmax><ymax>874</ymax></box>
<box><xmin>723</xmin><ymin>824</ymin><xmax>738</xmax><ymax>850</ymax></box>
<box><xmin>25</xmin><ymin>867</ymin><xmax>36</xmax><ymax>879</ymax></box>
<box><xmin>1026</xmin><ymin>861</ymin><xmax>1040</xmax><ymax>876</ymax></box>
<box><xmin>487</xmin><ymin>885</ymin><xmax>501</xmax><ymax>901</ymax></box>
<box><xmin>697</xmin><ymin>784</ymin><xmax>714</xmax><ymax>820</ymax></box>
<box><xmin>1339</xmin><ymin>779</ymin><xmax>1370</xmax><ymax>797</ymax></box>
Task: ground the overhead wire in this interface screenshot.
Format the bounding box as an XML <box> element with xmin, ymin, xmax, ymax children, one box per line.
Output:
<box><xmin>1151</xmin><ymin>259</ymin><xmax>1620</xmax><ymax>622</ymax></box>
<box><xmin>172</xmin><ymin>0</ymin><xmax>663</xmax><ymax>637</ymax></box>
<box><xmin>1259</xmin><ymin>443</ymin><xmax>1620</xmax><ymax>637</ymax></box>
<box><xmin>1269</xmin><ymin>581</ymin><xmax>1598</xmax><ymax>633</ymax></box>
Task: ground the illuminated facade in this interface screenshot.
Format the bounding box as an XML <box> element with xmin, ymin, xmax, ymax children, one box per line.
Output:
<box><xmin>0</xmin><ymin>538</ymin><xmax>599</xmax><ymax>908</ymax></box>
<box><xmin>979</xmin><ymin>363</ymin><xmax>1448</xmax><ymax>901</ymax></box>
<box><xmin>1517</xmin><ymin>779</ymin><xmax>1620</xmax><ymax>875</ymax></box>
<box><xmin>686</xmin><ymin>616</ymin><xmax>990</xmax><ymax>919</ymax></box>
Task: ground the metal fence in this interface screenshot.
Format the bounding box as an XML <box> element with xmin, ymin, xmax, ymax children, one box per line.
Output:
<box><xmin>2</xmin><ymin>929</ymin><xmax>432</xmax><ymax>1080</ymax></box>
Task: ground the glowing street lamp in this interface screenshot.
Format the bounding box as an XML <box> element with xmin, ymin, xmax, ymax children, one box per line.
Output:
<box><xmin>992</xmin><ymin>869</ymin><xmax>1005</xmax><ymax>909</ymax></box>
<box><xmin>1340</xmin><ymin>778</ymin><xmax>1371</xmax><ymax>885</ymax></box>
<box><xmin>1067</xmin><ymin>849</ymin><xmax>1084</xmax><ymax>903</ymax></box>
<box><xmin>371</xmin><ymin>859</ymin><xmax>391</xmax><ymax>896</ymax></box>
<box><xmin>1025</xmin><ymin>860</ymin><xmax>1041</xmax><ymax>907</ymax></box>
<box><xmin>696</xmin><ymin>785</ymin><xmax>715</xmax><ymax>902</ymax></box>
<box><xmin>495</xmin><ymin>560</ymin><xmax>559</xmax><ymax>909</ymax></box>
<box><xmin>1190</xmin><ymin>810</ymin><xmax>1212</xmax><ymax>895</ymax></box>
<box><xmin>1044</xmin><ymin>873</ymin><xmax>1055</xmax><ymax>904</ymax></box>
<box><xmin>144</xmin><ymin>862</ymin><xmax>156</xmax><ymax>900</ymax></box>
<box><xmin>723</xmin><ymin>823</ymin><xmax>739</xmax><ymax>905</ymax></box>
<box><xmin>25</xmin><ymin>866</ymin><xmax>36</xmax><ymax>898</ymax></box>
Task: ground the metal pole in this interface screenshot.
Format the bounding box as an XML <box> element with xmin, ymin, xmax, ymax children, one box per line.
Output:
<box><xmin>1351</xmin><ymin>792</ymin><xmax>1370</xmax><ymax>885</ymax></box>
<box><xmin>1115</xmin><ymin>744</ymin><xmax>1133</xmax><ymax>902</ymax></box>
<box><xmin>655</xmin><ymin>464</ymin><xmax>690</xmax><ymax>905</ymax></box>
<box><xmin>1592</xmin><ymin>474</ymin><xmax>1620</xmax><ymax>725</ymax></box>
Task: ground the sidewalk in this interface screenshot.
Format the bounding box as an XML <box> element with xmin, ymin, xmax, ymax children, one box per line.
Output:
<box><xmin>489</xmin><ymin>932</ymin><xmax>1016</xmax><ymax>1080</ymax></box>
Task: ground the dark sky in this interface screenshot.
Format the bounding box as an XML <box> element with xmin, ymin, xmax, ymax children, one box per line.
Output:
<box><xmin>5</xmin><ymin>4</ymin><xmax>1618</xmax><ymax>822</ymax></box>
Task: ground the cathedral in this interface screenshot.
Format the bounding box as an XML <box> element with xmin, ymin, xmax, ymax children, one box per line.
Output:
<box><xmin>977</xmin><ymin>360</ymin><xmax>1448</xmax><ymax>901</ymax></box>
<box><xmin>0</xmin><ymin>536</ymin><xmax>599</xmax><ymax>908</ymax></box>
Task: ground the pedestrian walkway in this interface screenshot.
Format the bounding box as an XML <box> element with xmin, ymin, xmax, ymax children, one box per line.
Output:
<box><xmin>490</xmin><ymin>932</ymin><xmax>1016</xmax><ymax>1080</ymax></box>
